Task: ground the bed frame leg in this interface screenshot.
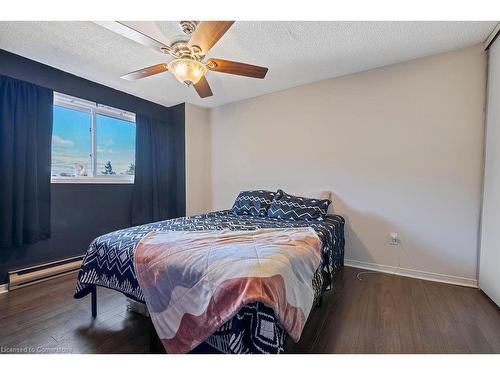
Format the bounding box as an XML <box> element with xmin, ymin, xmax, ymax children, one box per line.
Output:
<box><xmin>149</xmin><ymin>322</ymin><xmax>165</xmax><ymax>353</ymax></box>
<box><xmin>149</xmin><ymin>325</ymin><xmax>157</xmax><ymax>353</ymax></box>
<box><xmin>91</xmin><ymin>287</ymin><xmax>97</xmax><ymax>318</ymax></box>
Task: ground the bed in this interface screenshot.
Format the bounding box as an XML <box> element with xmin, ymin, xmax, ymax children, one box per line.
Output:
<box><xmin>74</xmin><ymin>209</ymin><xmax>345</xmax><ymax>354</ymax></box>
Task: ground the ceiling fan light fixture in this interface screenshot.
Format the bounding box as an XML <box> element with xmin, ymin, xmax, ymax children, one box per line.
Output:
<box><xmin>116</xmin><ymin>21</ymin><xmax>268</xmax><ymax>99</ymax></box>
<box><xmin>167</xmin><ymin>58</ymin><xmax>207</xmax><ymax>85</ymax></box>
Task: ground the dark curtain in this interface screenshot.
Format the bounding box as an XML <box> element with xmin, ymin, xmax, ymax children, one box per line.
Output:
<box><xmin>131</xmin><ymin>113</ymin><xmax>176</xmax><ymax>225</ymax></box>
<box><xmin>0</xmin><ymin>75</ymin><xmax>54</xmax><ymax>248</ymax></box>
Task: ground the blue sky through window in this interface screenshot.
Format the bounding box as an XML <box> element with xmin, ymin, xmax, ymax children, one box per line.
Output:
<box><xmin>51</xmin><ymin>105</ymin><xmax>136</xmax><ymax>178</ymax></box>
<box><xmin>96</xmin><ymin>114</ymin><xmax>135</xmax><ymax>175</ymax></box>
<box><xmin>52</xmin><ymin>105</ymin><xmax>91</xmax><ymax>177</ymax></box>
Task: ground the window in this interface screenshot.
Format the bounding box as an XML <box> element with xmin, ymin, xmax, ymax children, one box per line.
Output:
<box><xmin>51</xmin><ymin>93</ymin><xmax>136</xmax><ymax>183</ymax></box>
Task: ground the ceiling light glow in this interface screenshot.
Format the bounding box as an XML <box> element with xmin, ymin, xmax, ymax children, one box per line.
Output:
<box><xmin>167</xmin><ymin>58</ymin><xmax>207</xmax><ymax>85</ymax></box>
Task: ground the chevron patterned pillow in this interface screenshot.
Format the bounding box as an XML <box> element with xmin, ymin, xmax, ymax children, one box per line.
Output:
<box><xmin>268</xmin><ymin>189</ymin><xmax>331</xmax><ymax>221</ymax></box>
<box><xmin>232</xmin><ymin>190</ymin><xmax>277</xmax><ymax>216</ymax></box>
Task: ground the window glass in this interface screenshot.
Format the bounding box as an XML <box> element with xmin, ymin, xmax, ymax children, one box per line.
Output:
<box><xmin>96</xmin><ymin>114</ymin><xmax>136</xmax><ymax>176</ymax></box>
<box><xmin>51</xmin><ymin>105</ymin><xmax>91</xmax><ymax>178</ymax></box>
<box><xmin>50</xmin><ymin>93</ymin><xmax>136</xmax><ymax>183</ymax></box>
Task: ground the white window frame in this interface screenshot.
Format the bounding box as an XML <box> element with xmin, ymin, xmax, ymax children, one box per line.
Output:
<box><xmin>51</xmin><ymin>92</ymin><xmax>136</xmax><ymax>184</ymax></box>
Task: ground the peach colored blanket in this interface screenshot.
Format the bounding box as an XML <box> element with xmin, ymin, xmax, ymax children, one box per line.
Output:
<box><xmin>134</xmin><ymin>228</ymin><xmax>321</xmax><ymax>353</ymax></box>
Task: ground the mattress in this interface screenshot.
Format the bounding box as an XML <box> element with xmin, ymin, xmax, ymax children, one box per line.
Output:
<box><xmin>74</xmin><ymin>210</ymin><xmax>345</xmax><ymax>353</ymax></box>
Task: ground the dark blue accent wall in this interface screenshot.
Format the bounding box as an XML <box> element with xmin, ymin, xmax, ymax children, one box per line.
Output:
<box><xmin>0</xmin><ymin>184</ymin><xmax>134</xmax><ymax>283</ymax></box>
<box><xmin>170</xmin><ymin>103</ymin><xmax>186</xmax><ymax>218</ymax></box>
<box><xmin>0</xmin><ymin>50</ymin><xmax>186</xmax><ymax>284</ymax></box>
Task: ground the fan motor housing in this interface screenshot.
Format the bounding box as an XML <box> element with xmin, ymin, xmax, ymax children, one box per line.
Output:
<box><xmin>168</xmin><ymin>41</ymin><xmax>204</xmax><ymax>61</ymax></box>
<box><xmin>180</xmin><ymin>21</ymin><xmax>198</xmax><ymax>35</ymax></box>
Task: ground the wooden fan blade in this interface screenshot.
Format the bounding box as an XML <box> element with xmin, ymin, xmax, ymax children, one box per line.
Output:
<box><xmin>206</xmin><ymin>58</ymin><xmax>268</xmax><ymax>79</ymax></box>
<box><xmin>95</xmin><ymin>21</ymin><xmax>168</xmax><ymax>53</ymax></box>
<box><xmin>188</xmin><ymin>21</ymin><xmax>234</xmax><ymax>54</ymax></box>
<box><xmin>193</xmin><ymin>76</ymin><xmax>213</xmax><ymax>98</ymax></box>
<box><xmin>121</xmin><ymin>63</ymin><xmax>168</xmax><ymax>80</ymax></box>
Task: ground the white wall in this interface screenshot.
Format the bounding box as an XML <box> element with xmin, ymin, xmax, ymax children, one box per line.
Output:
<box><xmin>480</xmin><ymin>40</ymin><xmax>500</xmax><ymax>305</ymax></box>
<box><xmin>185</xmin><ymin>103</ymin><xmax>212</xmax><ymax>216</ymax></box>
<box><xmin>208</xmin><ymin>45</ymin><xmax>486</xmax><ymax>285</ymax></box>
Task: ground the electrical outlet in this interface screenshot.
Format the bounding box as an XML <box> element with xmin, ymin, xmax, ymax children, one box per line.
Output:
<box><xmin>389</xmin><ymin>232</ymin><xmax>401</xmax><ymax>246</ymax></box>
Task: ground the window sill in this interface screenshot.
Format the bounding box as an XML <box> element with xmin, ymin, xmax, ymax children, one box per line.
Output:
<box><xmin>51</xmin><ymin>177</ymin><xmax>134</xmax><ymax>184</ymax></box>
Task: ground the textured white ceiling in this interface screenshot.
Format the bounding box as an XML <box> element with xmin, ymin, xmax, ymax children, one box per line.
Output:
<box><xmin>0</xmin><ymin>21</ymin><xmax>496</xmax><ymax>108</ymax></box>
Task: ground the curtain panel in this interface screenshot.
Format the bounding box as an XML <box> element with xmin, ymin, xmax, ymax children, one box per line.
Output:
<box><xmin>131</xmin><ymin>113</ymin><xmax>177</xmax><ymax>225</ymax></box>
<box><xmin>0</xmin><ymin>75</ymin><xmax>54</xmax><ymax>248</ymax></box>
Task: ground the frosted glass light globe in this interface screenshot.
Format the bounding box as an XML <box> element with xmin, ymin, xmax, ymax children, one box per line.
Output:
<box><xmin>168</xmin><ymin>58</ymin><xmax>207</xmax><ymax>85</ymax></box>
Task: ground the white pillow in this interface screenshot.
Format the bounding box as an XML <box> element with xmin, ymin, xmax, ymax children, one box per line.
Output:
<box><xmin>292</xmin><ymin>190</ymin><xmax>331</xmax><ymax>201</ymax></box>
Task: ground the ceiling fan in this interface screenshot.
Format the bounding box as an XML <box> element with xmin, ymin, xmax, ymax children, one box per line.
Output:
<box><xmin>98</xmin><ymin>21</ymin><xmax>269</xmax><ymax>98</ymax></box>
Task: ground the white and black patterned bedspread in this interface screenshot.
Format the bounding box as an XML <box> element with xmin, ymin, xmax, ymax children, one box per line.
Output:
<box><xmin>74</xmin><ymin>210</ymin><xmax>345</xmax><ymax>354</ymax></box>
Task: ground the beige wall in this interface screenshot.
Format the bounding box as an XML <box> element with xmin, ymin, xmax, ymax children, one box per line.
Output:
<box><xmin>208</xmin><ymin>45</ymin><xmax>486</xmax><ymax>284</ymax></box>
<box><xmin>185</xmin><ymin>103</ymin><xmax>211</xmax><ymax>216</ymax></box>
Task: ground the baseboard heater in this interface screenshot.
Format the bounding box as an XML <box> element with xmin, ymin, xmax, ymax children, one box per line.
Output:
<box><xmin>8</xmin><ymin>255</ymin><xmax>83</xmax><ymax>290</ymax></box>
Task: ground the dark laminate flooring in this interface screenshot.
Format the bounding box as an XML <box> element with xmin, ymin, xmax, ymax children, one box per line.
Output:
<box><xmin>0</xmin><ymin>266</ymin><xmax>499</xmax><ymax>354</ymax></box>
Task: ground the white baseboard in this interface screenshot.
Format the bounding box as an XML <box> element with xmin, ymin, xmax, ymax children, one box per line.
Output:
<box><xmin>0</xmin><ymin>283</ymin><xmax>8</xmax><ymax>294</ymax></box>
<box><xmin>0</xmin><ymin>262</ymin><xmax>478</xmax><ymax>293</ymax></box>
<box><xmin>344</xmin><ymin>259</ymin><xmax>478</xmax><ymax>288</ymax></box>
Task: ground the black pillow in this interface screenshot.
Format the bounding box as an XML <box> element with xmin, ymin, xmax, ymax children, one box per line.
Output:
<box><xmin>232</xmin><ymin>190</ymin><xmax>277</xmax><ymax>216</ymax></box>
<box><xmin>267</xmin><ymin>189</ymin><xmax>331</xmax><ymax>221</ymax></box>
